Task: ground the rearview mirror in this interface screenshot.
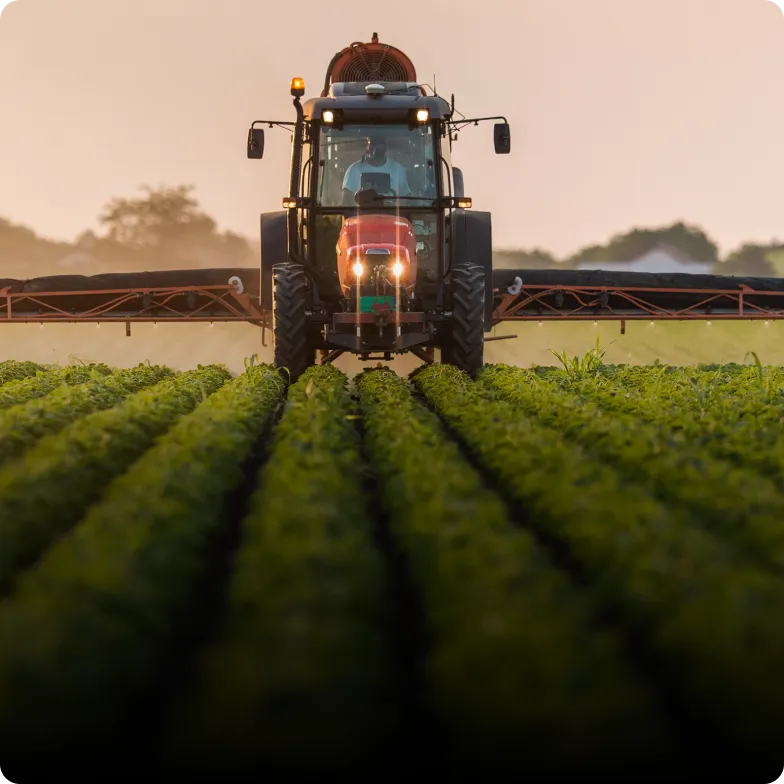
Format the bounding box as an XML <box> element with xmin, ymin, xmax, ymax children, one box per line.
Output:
<box><xmin>494</xmin><ymin>122</ymin><xmax>511</xmax><ymax>155</ymax></box>
<box><xmin>247</xmin><ymin>128</ymin><xmax>265</xmax><ymax>159</ymax></box>
<box><xmin>453</xmin><ymin>167</ymin><xmax>465</xmax><ymax>198</ymax></box>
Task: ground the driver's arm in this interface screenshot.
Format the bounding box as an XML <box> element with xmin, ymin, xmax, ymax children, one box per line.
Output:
<box><xmin>342</xmin><ymin>162</ymin><xmax>360</xmax><ymax>201</ymax></box>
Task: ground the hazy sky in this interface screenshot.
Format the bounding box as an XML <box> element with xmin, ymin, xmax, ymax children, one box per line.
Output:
<box><xmin>0</xmin><ymin>0</ymin><xmax>782</xmax><ymax>258</ymax></box>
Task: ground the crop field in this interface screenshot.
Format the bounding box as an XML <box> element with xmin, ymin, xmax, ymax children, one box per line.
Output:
<box><xmin>0</xmin><ymin>355</ymin><xmax>782</xmax><ymax>781</ymax></box>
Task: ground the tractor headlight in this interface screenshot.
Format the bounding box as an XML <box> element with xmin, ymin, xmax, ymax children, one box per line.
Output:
<box><xmin>323</xmin><ymin>110</ymin><xmax>334</xmax><ymax>123</ymax></box>
<box><xmin>353</xmin><ymin>261</ymin><xmax>364</xmax><ymax>277</ymax></box>
<box><xmin>416</xmin><ymin>109</ymin><xmax>429</xmax><ymax>122</ymax></box>
<box><xmin>392</xmin><ymin>261</ymin><xmax>404</xmax><ymax>278</ymax></box>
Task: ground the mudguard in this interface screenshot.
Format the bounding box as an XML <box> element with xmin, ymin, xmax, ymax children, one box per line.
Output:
<box><xmin>260</xmin><ymin>210</ymin><xmax>288</xmax><ymax>311</ymax></box>
<box><xmin>450</xmin><ymin>209</ymin><xmax>494</xmax><ymax>331</ymax></box>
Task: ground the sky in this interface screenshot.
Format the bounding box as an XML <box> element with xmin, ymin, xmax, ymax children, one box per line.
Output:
<box><xmin>0</xmin><ymin>0</ymin><xmax>782</xmax><ymax>259</ymax></box>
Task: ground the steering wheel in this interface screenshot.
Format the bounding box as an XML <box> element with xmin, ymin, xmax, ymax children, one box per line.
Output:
<box><xmin>354</xmin><ymin>188</ymin><xmax>397</xmax><ymax>207</ymax></box>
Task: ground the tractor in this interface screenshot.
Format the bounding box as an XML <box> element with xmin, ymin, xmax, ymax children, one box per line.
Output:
<box><xmin>3</xmin><ymin>36</ymin><xmax>784</xmax><ymax>352</ymax></box>
<box><xmin>247</xmin><ymin>32</ymin><xmax>511</xmax><ymax>380</ymax></box>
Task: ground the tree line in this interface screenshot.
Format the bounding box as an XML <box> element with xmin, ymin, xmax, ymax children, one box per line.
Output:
<box><xmin>0</xmin><ymin>185</ymin><xmax>781</xmax><ymax>278</ymax></box>
<box><xmin>0</xmin><ymin>185</ymin><xmax>258</xmax><ymax>278</ymax></box>
<box><xmin>497</xmin><ymin>222</ymin><xmax>784</xmax><ymax>277</ymax></box>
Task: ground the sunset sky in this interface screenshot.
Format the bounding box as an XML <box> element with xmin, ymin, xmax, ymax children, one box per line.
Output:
<box><xmin>0</xmin><ymin>0</ymin><xmax>782</xmax><ymax>258</ymax></box>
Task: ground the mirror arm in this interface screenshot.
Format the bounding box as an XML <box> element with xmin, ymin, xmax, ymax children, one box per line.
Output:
<box><xmin>446</xmin><ymin>115</ymin><xmax>509</xmax><ymax>132</ymax></box>
<box><xmin>250</xmin><ymin>120</ymin><xmax>298</xmax><ymax>131</ymax></box>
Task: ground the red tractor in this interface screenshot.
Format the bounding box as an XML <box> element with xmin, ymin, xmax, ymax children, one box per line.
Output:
<box><xmin>247</xmin><ymin>32</ymin><xmax>511</xmax><ymax>380</ymax></box>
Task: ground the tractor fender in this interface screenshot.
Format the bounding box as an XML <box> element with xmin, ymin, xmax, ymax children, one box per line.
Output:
<box><xmin>259</xmin><ymin>211</ymin><xmax>287</xmax><ymax>311</ymax></box>
<box><xmin>449</xmin><ymin>209</ymin><xmax>494</xmax><ymax>331</ymax></box>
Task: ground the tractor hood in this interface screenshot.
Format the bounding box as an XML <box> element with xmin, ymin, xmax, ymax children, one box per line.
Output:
<box><xmin>336</xmin><ymin>214</ymin><xmax>418</xmax><ymax>294</ymax></box>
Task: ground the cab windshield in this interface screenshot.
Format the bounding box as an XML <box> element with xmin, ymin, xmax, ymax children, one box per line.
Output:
<box><xmin>316</xmin><ymin>123</ymin><xmax>437</xmax><ymax>208</ymax></box>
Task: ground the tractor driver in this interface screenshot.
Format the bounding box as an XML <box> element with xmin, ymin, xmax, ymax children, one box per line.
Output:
<box><xmin>341</xmin><ymin>134</ymin><xmax>411</xmax><ymax>205</ymax></box>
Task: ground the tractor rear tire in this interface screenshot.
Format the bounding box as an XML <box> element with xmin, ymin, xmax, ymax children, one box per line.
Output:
<box><xmin>272</xmin><ymin>262</ymin><xmax>317</xmax><ymax>383</ymax></box>
<box><xmin>442</xmin><ymin>261</ymin><xmax>485</xmax><ymax>376</ymax></box>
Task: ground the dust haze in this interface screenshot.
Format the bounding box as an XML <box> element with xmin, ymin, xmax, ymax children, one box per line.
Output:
<box><xmin>4</xmin><ymin>320</ymin><xmax>784</xmax><ymax>377</ymax></box>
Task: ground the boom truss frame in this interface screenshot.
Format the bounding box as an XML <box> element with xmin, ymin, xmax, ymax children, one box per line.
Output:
<box><xmin>3</xmin><ymin>276</ymin><xmax>784</xmax><ymax>341</ymax></box>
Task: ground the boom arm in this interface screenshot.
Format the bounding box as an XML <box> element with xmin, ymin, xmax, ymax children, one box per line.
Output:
<box><xmin>3</xmin><ymin>269</ymin><xmax>784</xmax><ymax>334</ymax></box>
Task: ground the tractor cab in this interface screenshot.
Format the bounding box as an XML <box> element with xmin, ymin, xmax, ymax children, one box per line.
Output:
<box><xmin>314</xmin><ymin>116</ymin><xmax>446</xmax><ymax>299</ymax></box>
<box><xmin>246</xmin><ymin>33</ymin><xmax>511</xmax><ymax>380</ymax></box>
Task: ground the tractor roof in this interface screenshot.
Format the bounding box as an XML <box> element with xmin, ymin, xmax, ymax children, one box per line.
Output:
<box><xmin>302</xmin><ymin>82</ymin><xmax>452</xmax><ymax>122</ymax></box>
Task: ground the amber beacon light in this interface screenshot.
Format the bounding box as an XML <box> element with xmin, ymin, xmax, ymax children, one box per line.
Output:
<box><xmin>290</xmin><ymin>77</ymin><xmax>305</xmax><ymax>97</ymax></box>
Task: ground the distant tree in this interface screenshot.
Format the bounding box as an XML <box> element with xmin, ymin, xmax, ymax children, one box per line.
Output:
<box><xmin>658</xmin><ymin>221</ymin><xmax>718</xmax><ymax>261</ymax></box>
<box><xmin>494</xmin><ymin>247</ymin><xmax>560</xmax><ymax>269</ymax></box>
<box><xmin>98</xmin><ymin>185</ymin><xmax>217</xmax><ymax>255</ymax></box>
<box><xmin>566</xmin><ymin>221</ymin><xmax>719</xmax><ymax>265</ymax></box>
<box><xmin>96</xmin><ymin>184</ymin><xmax>255</xmax><ymax>268</ymax></box>
<box><xmin>0</xmin><ymin>217</ymin><xmax>71</xmax><ymax>271</ymax></box>
<box><xmin>720</xmin><ymin>244</ymin><xmax>776</xmax><ymax>277</ymax></box>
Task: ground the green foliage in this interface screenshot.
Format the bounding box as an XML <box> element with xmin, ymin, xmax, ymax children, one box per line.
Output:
<box><xmin>413</xmin><ymin>362</ymin><xmax>784</xmax><ymax>766</ymax></box>
<box><xmin>0</xmin><ymin>362</ymin><xmax>174</xmax><ymax>467</ymax></box>
<box><xmin>0</xmin><ymin>360</ymin><xmax>46</xmax><ymax>387</ymax></box>
<box><xmin>548</xmin><ymin>336</ymin><xmax>613</xmax><ymax>380</ymax></box>
<box><xmin>0</xmin><ymin>365</ymin><xmax>230</xmax><ymax>592</ymax></box>
<box><xmin>0</xmin><ymin>364</ymin><xmax>286</xmax><ymax>766</ymax></box>
<box><xmin>165</xmin><ymin>364</ymin><xmax>392</xmax><ymax>777</ymax></box>
<box><xmin>355</xmin><ymin>367</ymin><xmax>670</xmax><ymax>775</ymax></box>
<box><xmin>0</xmin><ymin>356</ymin><xmax>783</xmax><ymax>776</ymax></box>
<box><xmin>478</xmin><ymin>364</ymin><xmax>784</xmax><ymax>573</ymax></box>
<box><xmin>557</xmin><ymin>363</ymin><xmax>784</xmax><ymax>498</ymax></box>
<box><xmin>0</xmin><ymin>362</ymin><xmax>112</xmax><ymax>411</ymax></box>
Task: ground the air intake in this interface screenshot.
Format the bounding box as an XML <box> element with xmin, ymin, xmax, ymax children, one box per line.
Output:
<box><xmin>338</xmin><ymin>50</ymin><xmax>411</xmax><ymax>83</ymax></box>
<box><xmin>322</xmin><ymin>33</ymin><xmax>417</xmax><ymax>95</ymax></box>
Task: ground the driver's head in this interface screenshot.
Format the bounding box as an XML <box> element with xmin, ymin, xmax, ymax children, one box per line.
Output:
<box><xmin>365</xmin><ymin>135</ymin><xmax>387</xmax><ymax>165</ymax></box>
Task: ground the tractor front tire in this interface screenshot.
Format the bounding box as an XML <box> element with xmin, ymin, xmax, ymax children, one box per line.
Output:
<box><xmin>442</xmin><ymin>261</ymin><xmax>485</xmax><ymax>376</ymax></box>
<box><xmin>272</xmin><ymin>262</ymin><xmax>317</xmax><ymax>383</ymax></box>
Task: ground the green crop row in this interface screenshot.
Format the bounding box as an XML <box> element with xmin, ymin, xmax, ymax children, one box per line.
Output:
<box><xmin>411</xmin><ymin>363</ymin><xmax>784</xmax><ymax>772</ymax></box>
<box><xmin>0</xmin><ymin>361</ymin><xmax>112</xmax><ymax>411</ymax></box>
<box><xmin>592</xmin><ymin>362</ymin><xmax>784</xmax><ymax>393</ymax></box>
<box><xmin>576</xmin><ymin>362</ymin><xmax>784</xmax><ymax>418</ymax></box>
<box><xmin>0</xmin><ymin>364</ymin><xmax>231</xmax><ymax>593</ymax></box>
<box><xmin>478</xmin><ymin>364</ymin><xmax>784</xmax><ymax>574</ymax></box>
<box><xmin>554</xmin><ymin>367</ymin><xmax>784</xmax><ymax>483</ymax></box>
<box><xmin>354</xmin><ymin>367</ymin><xmax>673</xmax><ymax>776</ymax></box>
<box><xmin>0</xmin><ymin>363</ymin><xmax>286</xmax><ymax>778</ymax></box>
<box><xmin>164</xmin><ymin>364</ymin><xmax>392</xmax><ymax>778</ymax></box>
<box><xmin>0</xmin><ymin>362</ymin><xmax>175</xmax><ymax>468</ymax></box>
<box><xmin>0</xmin><ymin>360</ymin><xmax>46</xmax><ymax>386</ymax></box>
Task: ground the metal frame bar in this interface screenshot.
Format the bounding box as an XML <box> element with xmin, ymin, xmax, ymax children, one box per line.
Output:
<box><xmin>491</xmin><ymin>284</ymin><xmax>784</xmax><ymax>322</ymax></box>
<box><xmin>0</xmin><ymin>284</ymin><xmax>269</xmax><ymax>324</ymax></box>
<box><xmin>3</xmin><ymin>281</ymin><xmax>784</xmax><ymax>327</ymax></box>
